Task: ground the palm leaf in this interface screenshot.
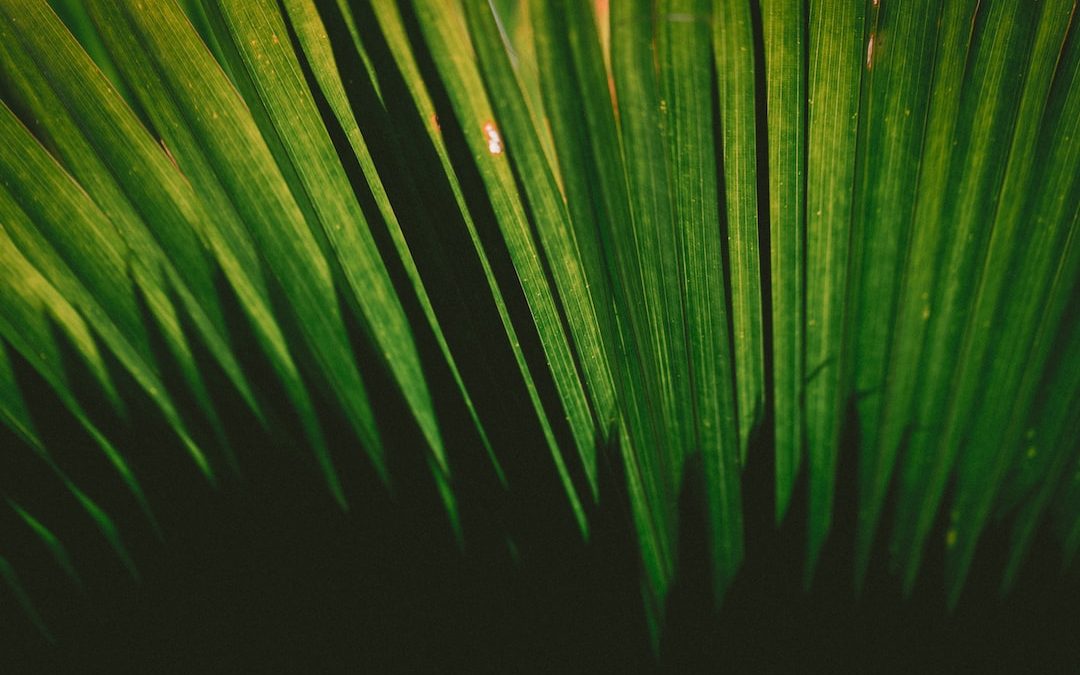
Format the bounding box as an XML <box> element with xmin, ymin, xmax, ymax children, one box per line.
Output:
<box><xmin>0</xmin><ymin>0</ymin><xmax>1077</xmax><ymax>656</ymax></box>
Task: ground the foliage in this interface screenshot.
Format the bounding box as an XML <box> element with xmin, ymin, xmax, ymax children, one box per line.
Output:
<box><xmin>0</xmin><ymin>0</ymin><xmax>1077</xmax><ymax>651</ymax></box>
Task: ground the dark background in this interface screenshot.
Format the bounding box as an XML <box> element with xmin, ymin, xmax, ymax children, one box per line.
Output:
<box><xmin>2</xmin><ymin>310</ymin><xmax>1078</xmax><ymax>672</ymax></box>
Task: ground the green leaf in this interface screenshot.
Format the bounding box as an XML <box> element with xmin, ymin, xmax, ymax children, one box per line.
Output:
<box><xmin>7</xmin><ymin>500</ymin><xmax>83</xmax><ymax>588</ymax></box>
<box><xmin>0</xmin><ymin>0</ymin><xmax>1077</xmax><ymax>629</ymax></box>
<box><xmin>658</xmin><ymin>0</ymin><xmax>744</xmax><ymax>600</ymax></box>
<box><xmin>490</xmin><ymin>0</ymin><xmax>560</xmax><ymax>174</ymax></box>
<box><xmin>865</xmin><ymin>0</ymin><xmax>980</xmax><ymax>586</ymax></box>
<box><xmin>714</xmin><ymin>0</ymin><xmax>765</xmax><ymax>463</ymax></box>
<box><xmin>889</xmin><ymin>0</ymin><xmax>1043</xmax><ymax>593</ymax></box>
<box><xmin>0</xmin><ymin>215</ymin><xmax>156</xmax><ymax>531</ymax></box>
<box><xmin>367</xmin><ymin>0</ymin><xmax>572</xmax><ymax>509</ymax></box>
<box><xmin>0</xmin><ymin>340</ymin><xmax>40</xmax><ymax>451</ymax></box>
<box><xmin>78</xmin><ymin>0</ymin><xmax>388</xmax><ymax>502</ymax></box>
<box><xmin>200</xmin><ymin>0</ymin><xmax>470</xmax><ymax>529</ymax></box>
<box><xmin>528</xmin><ymin>0</ymin><xmax>620</xmax><ymax>428</ymax></box>
<box><xmin>936</xmin><ymin>0</ymin><xmax>1077</xmax><ymax>607</ymax></box>
<box><xmin>531</xmin><ymin>0</ymin><xmax>678</xmax><ymax>616</ymax></box>
<box><xmin>0</xmin><ymin>554</ymin><xmax>54</xmax><ymax>643</ymax></box>
<box><xmin>463</xmin><ymin>0</ymin><xmax>618</xmax><ymax>495</ymax></box>
<box><xmin>804</xmin><ymin>0</ymin><xmax>866</xmax><ymax>580</ymax></box>
<box><xmin>408</xmin><ymin>0</ymin><xmax>599</xmax><ymax>533</ymax></box>
<box><xmin>46</xmin><ymin>0</ymin><xmax>135</xmax><ymax>105</ymax></box>
<box><xmin>282</xmin><ymin>0</ymin><xmax>504</xmax><ymax>486</ymax></box>
<box><xmin>611</xmin><ymin>0</ymin><xmax>692</xmax><ymax>487</ymax></box>
<box><xmin>0</xmin><ymin>1</ymin><xmax>338</xmax><ymax>495</ymax></box>
<box><xmin>0</xmin><ymin>26</ymin><xmax>256</xmax><ymax>469</ymax></box>
<box><xmin>759</xmin><ymin>0</ymin><xmax>806</xmax><ymax>521</ymax></box>
<box><xmin>0</xmin><ymin>103</ymin><xmax>213</xmax><ymax>481</ymax></box>
<box><xmin>851</xmin><ymin>0</ymin><xmax>943</xmax><ymax>590</ymax></box>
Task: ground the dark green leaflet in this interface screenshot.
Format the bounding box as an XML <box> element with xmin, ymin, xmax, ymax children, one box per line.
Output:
<box><xmin>851</xmin><ymin>0</ymin><xmax>942</xmax><ymax>590</ymax></box>
<box><xmin>867</xmin><ymin>0</ymin><xmax>980</xmax><ymax>584</ymax></box>
<box><xmin>889</xmin><ymin>1</ymin><xmax>1044</xmax><ymax>593</ymax></box>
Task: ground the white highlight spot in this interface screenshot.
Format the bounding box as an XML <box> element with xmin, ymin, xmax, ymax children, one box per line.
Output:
<box><xmin>483</xmin><ymin>121</ymin><xmax>503</xmax><ymax>155</ymax></box>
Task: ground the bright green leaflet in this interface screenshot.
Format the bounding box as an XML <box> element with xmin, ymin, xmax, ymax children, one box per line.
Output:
<box><xmin>804</xmin><ymin>0</ymin><xmax>866</xmax><ymax>580</ymax></box>
<box><xmin>533</xmin><ymin>0</ymin><xmax>676</xmax><ymax>620</ymax></box>
<box><xmin>0</xmin><ymin>1</ymin><xmax>334</xmax><ymax>502</ymax></box>
<box><xmin>714</xmin><ymin>0</ymin><xmax>765</xmax><ymax>464</ymax></box>
<box><xmin>0</xmin><ymin>28</ymin><xmax>254</xmax><ymax>469</ymax></box>
<box><xmin>659</xmin><ymin>0</ymin><xmax>744</xmax><ymax>600</ymax></box>
<box><xmin>0</xmin><ymin>104</ymin><xmax>213</xmax><ymax>481</ymax></box>
<box><xmin>278</xmin><ymin>0</ymin><xmax>502</xmax><ymax>487</ymax></box>
<box><xmin>464</xmin><ymin>0</ymin><xmax>617</xmax><ymax>495</ymax></box>
<box><xmin>200</xmin><ymin>0</ymin><xmax>464</xmax><ymax>530</ymax></box>
<box><xmin>611</xmin><ymin>0</ymin><xmax>692</xmax><ymax>493</ymax></box>
<box><xmin>409</xmin><ymin>0</ymin><xmax>596</xmax><ymax>533</ymax></box>
<box><xmin>759</xmin><ymin>0</ymin><xmax>806</xmax><ymax>522</ymax></box>
<box><xmin>368</xmin><ymin>0</ymin><xmax>577</xmax><ymax>513</ymax></box>
<box><xmin>84</xmin><ymin>0</ymin><xmax>387</xmax><ymax>503</ymax></box>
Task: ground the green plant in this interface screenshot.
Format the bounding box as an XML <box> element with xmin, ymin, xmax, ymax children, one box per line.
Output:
<box><xmin>0</xmin><ymin>0</ymin><xmax>1077</xmax><ymax>654</ymax></box>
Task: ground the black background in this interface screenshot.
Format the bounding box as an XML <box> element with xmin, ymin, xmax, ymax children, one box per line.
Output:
<box><xmin>1</xmin><ymin>270</ymin><xmax>1078</xmax><ymax>672</ymax></box>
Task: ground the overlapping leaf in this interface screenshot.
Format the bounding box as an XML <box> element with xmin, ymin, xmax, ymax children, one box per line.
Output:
<box><xmin>0</xmin><ymin>0</ymin><xmax>1077</xmax><ymax>648</ymax></box>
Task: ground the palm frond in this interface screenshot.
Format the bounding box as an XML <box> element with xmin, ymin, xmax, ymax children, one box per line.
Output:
<box><xmin>0</xmin><ymin>0</ymin><xmax>1077</xmax><ymax>658</ymax></box>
